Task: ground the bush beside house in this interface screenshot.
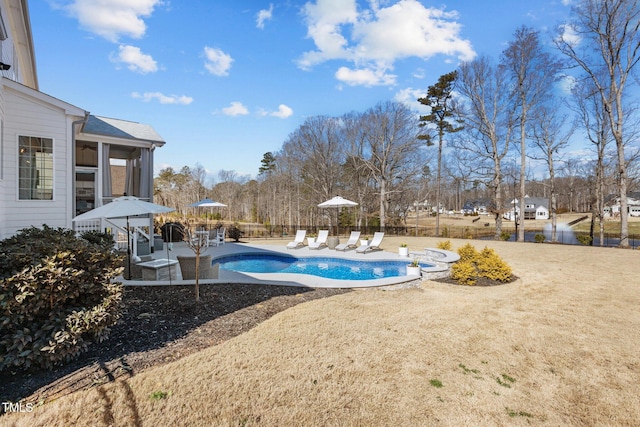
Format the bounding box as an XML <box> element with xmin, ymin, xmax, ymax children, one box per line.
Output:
<box><xmin>0</xmin><ymin>226</ymin><xmax>124</xmax><ymax>372</ymax></box>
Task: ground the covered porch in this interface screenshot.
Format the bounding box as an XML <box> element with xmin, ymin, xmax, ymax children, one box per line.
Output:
<box><xmin>72</xmin><ymin>115</ymin><xmax>165</xmax><ymax>255</ymax></box>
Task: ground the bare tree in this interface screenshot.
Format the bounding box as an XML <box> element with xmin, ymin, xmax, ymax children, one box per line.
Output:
<box><xmin>571</xmin><ymin>78</ymin><xmax>612</xmax><ymax>246</ymax></box>
<box><xmin>455</xmin><ymin>56</ymin><xmax>516</xmax><ymax>239</ymax></box>
<box><xmin>502</xmin><ymin>26</ymin><xmax>563</xmax><ymax>241</ymax></box>
<box><xmin>555</xmin><ymin>0</ymin><xmax>640</xmax><ymax>247</ymax></box>
<box><xmin>529</xmin><ymin>103</ymin><xmax>575</xmax><ymax>242</ymax></box>
<box><xmin>357</xmin><ymin>101</ymin><xmax>423</xmax><ymax>230</ymax></box>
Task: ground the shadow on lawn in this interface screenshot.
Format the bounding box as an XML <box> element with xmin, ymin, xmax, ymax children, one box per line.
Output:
<box><xmin>0</xmin><ymin>283</ymin><xmax>348</xmax><ymax>407</ymax></box>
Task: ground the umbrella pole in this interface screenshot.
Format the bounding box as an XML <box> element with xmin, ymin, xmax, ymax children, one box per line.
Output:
<box><xmin>126</xmin><ymin>216</ymin><xmax>132</xmax><ymax>280</ymax></box>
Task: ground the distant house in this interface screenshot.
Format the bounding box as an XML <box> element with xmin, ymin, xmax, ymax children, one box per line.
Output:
<box><xmin>504</xmin><ymin>197</ymin><xmax>549</xmax><ymax>221</ymax></box>
<box><xmin>462</xmin><ymin>199</ymin><xmax>491</xmax><ymax>215</ymax></box>
<box><xmin>0</xmin><ymin>3</ymin><xmax>165</xmax><ymax>243</ymax></box>
<box><xmin>604</xmin><ymin>193</ymin><xmax>640</xmax><ymax>218</ymax></box>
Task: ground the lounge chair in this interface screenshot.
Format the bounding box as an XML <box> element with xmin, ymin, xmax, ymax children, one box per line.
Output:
<box><xmin>208</xmin><ymin>227</ymin><xmax>225</xmax><ymax>246</ymax></box>
<box><xmin>335</xmin><ymin>231</ymin><xmax>361</xmax><ymax>251</ymax></box>
<box><xmin>287</xmin><ymin>230</ymin><xmax>306</xmax><ymax>249</ymax></box>
<box><xmin>356</xmin><ymin>232</ymin><xmax>384</xmax><ymax>253</ymax></box>
<box><xmin>308</xmin><ymin>230</ymin><xmax>329</xmax><ymax>249</ymax></box>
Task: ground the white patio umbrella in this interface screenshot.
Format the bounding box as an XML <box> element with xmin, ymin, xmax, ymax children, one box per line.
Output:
<box><xmin>189</xmin><ymin>198</ymin><xmax>227</xmax><ymax>228</ymax></box>
<box><xmin>189</xmin><ymin>198</ymin><xmax>227</xmax><ymax>208</ymax></box>
<box><xmin>73</xmin><ymin>196</ymin><xmax>175</xmax><ymax>279</ymax></box>
<box><xmin>318</xmin><ymin>196</ymin><xmax>358</xmax><ymax>233</ymax></box>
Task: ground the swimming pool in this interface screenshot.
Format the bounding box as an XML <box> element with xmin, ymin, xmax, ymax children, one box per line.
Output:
<box><xmin>217</xmin><ymin>253</ymin><xmax>434</xmax><ymax>280</ymax></box>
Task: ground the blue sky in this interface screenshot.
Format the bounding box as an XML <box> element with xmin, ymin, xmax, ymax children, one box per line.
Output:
<box><xmin>30</xmin><ymin>0</ymin><xmax>572</xmax><ymax>181</ymax></box>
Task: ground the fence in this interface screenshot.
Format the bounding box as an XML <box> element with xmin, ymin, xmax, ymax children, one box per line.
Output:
<box><xmin>232</xmin><ymin>223</ymin><xmax>639</xmax><ymax>249</ymax></box>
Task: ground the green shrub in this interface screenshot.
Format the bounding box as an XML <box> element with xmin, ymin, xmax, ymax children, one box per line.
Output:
<box><xmin>534</xmin><ymin>233</ymin><xmax>546</xmax><ymax>243</ymax></box>
<box><xmin>576</xmin><ymin>234</ymin><xmax>592</xmax><ymax>246</ymax></box>
<box><xmin>80</xmin><ymin>230</ymin><xmax>116</xmax><ymax>250</ymax></box>
<box><xmin>0</xmin><ymin>226</ymin><xmax>124</xmax><ymax>372</ymax></box>
<box><xmin>500</xmin><ymin>231</ymin><xmax>512</xmax><ymax>241</ymax></box>
<box><xmin>450</xmin><ymin>260</ymin><xmax>477</xmax><ymax>285</ymax></box>
<box><xmin>457</xmin><ymin>243</ymin><xmax>479</xmax><ymax>262</ymax></box>
<box><xmin>436</xmin><ymin>240</ymin><xmax>452</xmax><ymax>251</ymax></box>
<box><xmin>476</xmin><ymin>247</ymin><xmax>512</xmax><ymax>282</ymax></box>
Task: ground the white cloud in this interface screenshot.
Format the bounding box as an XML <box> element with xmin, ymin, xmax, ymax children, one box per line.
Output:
<box><xmin>204</xmin><ymin>46</ymin><xmax>234</xmax><ymax>76</ymax></box>
<box><xmin>222</xmin><ymin>102</ymin><xmax>249</xmax><ymax>116</ymax></box>
<box><xmin>394</xmin><ymin>87</ymin><xmax>428</xmax><ymax>111</ymax></box>
<box><xmin>558</xmin><ymin>74</ymin><xmax>577</xmax><ymax>94</ymax></box>
<box><xmin>256</xmin><ymin>4</ymin><xmax>274</xmax><ymax>29</ymax></box>
<box><xmin>270</xmin><ymin>104</ymin><xmax>293</xmax><ymax>118</ymax></box>
<box><xmin>557</xmin><ymin>23</ymin><xmax>581</xmax><ymax>47</ymax></box>
<box><xmin>298</xmin><ymin>0</ymin><xmax>475</xmax><ymax>87</ymax></box>
<box><xmin>62</xmin><ymin>0</ymin><xmax>161</xmax><ymax>42</ymax></box>
<box><xmin>113</xmin><ymin>45</ymin><xmax>158</xmax><ymax>73</ymax></box>
<box><xmin>131</xmin><ymin>92</ymin><xmax>193</xmax><ymax>105</ymax></box>
<box><xmin>335</xmin><ymin>66</ymin><xmax>396</xmax><ymax>86</ymax></box>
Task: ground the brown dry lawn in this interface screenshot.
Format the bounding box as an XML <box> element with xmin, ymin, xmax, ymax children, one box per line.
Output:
<box><xmin>3</xmin><ymin>236</ymin><xmax>639</xmax><ymax>426</ymax></box>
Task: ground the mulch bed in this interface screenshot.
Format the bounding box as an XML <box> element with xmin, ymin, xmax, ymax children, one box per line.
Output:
<box><xmin>0</xmin><ymin>283</ymin><xmax>349</xmax><ymax>406</ymax></box>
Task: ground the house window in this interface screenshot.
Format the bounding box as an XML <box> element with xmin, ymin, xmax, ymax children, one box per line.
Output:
<box><xmin>18</xmin><ymin>136</ymin><xmax>53</xmax><ymax>200</ymax></box>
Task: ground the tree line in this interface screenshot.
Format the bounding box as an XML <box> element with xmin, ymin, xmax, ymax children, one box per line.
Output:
<box><xmin>155</xmin><ymin>0</ymin><xmax>640</xmax><ymax>247</ymax></box>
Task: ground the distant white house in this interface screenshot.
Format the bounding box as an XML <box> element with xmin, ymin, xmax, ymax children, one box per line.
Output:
<box><xmin>604</xmin><ymin>194</ymin><xmax>640</xmax><ymax>218</ymax></box>
<box><xmin>504</xmin><ymin>196</ymin><xmax>549</xmax><ymax>221</ymax></box>
<box><xmin>462</xmin><ymin>199</ymin><xmax>491</xmax><ymax>215</ymax></box>
<box><xmin>0</xmin><ymin>1</ymin><xmax>165</xmax><ymax>245</ymax></box>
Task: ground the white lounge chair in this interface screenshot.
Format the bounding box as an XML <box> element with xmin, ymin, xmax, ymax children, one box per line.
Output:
<box><xmin>287</xmin><ymin>230</ymin><xmax>306</xmax><ymax>249</ymax></box>
<box><xmin>335</xmin><ymin>231</ymin><xmax>361</xmax><ymax>251</ymax></box>
<box><xmin>356</xmin><ymin>232</ymin><xmax>384</xmax><ymax>253</ymax></box>
<box><xmin>208</xmin><ymin>227</ymin><xmax>225</xmax><ymax>246</ymax></box>
<box><xmin>308</xmin><ymin>230</ymin><xmax>329</xmax><ymax>249</ymax></box>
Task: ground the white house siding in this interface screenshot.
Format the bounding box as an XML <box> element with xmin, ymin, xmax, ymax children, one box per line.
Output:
<box><xmin>1</xmin><ymin>82</ymin><xmax>84</xmax><ymax>238</ymax></box>
<box><xmin>0</xmin><ymin>82</ymin><xmax>5</xmax><ymax>238</ymax></box>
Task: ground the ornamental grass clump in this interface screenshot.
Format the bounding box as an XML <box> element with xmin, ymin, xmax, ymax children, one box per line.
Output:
<box><xmin>450</xmin><ymin>243</ymin><xmax>512</xmax><ymax>286</ymax></box>
<box><xmin>0</xmin><ymin>226</ymin><xmax>124</xmax><ymax>372</ymax></box>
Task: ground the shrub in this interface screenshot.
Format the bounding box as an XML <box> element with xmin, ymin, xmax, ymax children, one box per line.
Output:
<box><xmin>450</xmin><ymin>260</ymin><xmax>477</xmax><ymax>285</ymax></box>
<box><xmin>476</xmin><ymin>247</ymin><xmax>512</xmax><ymax>282</ymax></box>
<box><xmin>457</xmin><ymin>243</ymin><xmax>479</xmax><ymax>262</ymax></box>
<box><xmin>500</xmin><ymin>231</ymin><xmax>512</xmax><ymax>241</ymax></box>
<box><xmin>441</xmin><ymin>225</ymin><xmax>450</xmax><ymax>238</ymax></box>
<box><xmin>436</xmin><ymin>240</ymin><xmax>452</xmax><ymax>251</ymax></box>
<box><xmin>227</xmin><ymin>223</ymin><xmax>244</xmax><ymax>242</ymax></box>
<box><xmin>80</xmin><ymin>230</ymin><xmax>116</xmax><ymax>250</ymax></box>
<box><xmin>576</xmin><ymin>234</ymin><xmax>592</xmax><ymax>246</ymax></box>
<box><xmin>0</xmin><ymin>226</ymin><xmax>124</xmax><ymax>372</ymax></box>
<box><xmin>450</xmin><ymin>243</ymin><xmax>512</xmax><ymax>286</ymax></box>
<box><xmin>534</xmin><ymin>233</ymin><xmax>546</xmax><ymax>243</ymax></box>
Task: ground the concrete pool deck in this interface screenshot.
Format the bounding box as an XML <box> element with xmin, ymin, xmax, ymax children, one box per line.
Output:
<box><xmin>119</xmin><ymin>241</ymin><xmax>452</xmax><ymax>289</ymax></box>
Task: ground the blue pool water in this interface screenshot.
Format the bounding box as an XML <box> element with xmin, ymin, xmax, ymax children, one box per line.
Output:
<box><xmin>217</xmin><ymin>254</ymin><xmax>433</xmax><ymax>280</ymax></box>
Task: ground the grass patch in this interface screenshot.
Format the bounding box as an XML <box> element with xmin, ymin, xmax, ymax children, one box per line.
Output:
<box><xmin>150</xmin><ymin>390</ymin><xmax>171</xmax><ymax>400</ymax></box>
<box><xmin>458</xmin><ymin>363</ymin><xmax>480</xmax><ymax>375</ymax></box>
<box><xmin>429</xmin><ymin>379</ymin><xmax>443</xmax><ymax>388</ymax></box>
<box><xmin>506</xmin><ymin>407</ymin><xmax>533</xmax><ymax>418</ymax></box>
<box><xmin>496</xmin><ymin>373</ymin><xmax>516</xmax><ymax>388</ymax></box>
